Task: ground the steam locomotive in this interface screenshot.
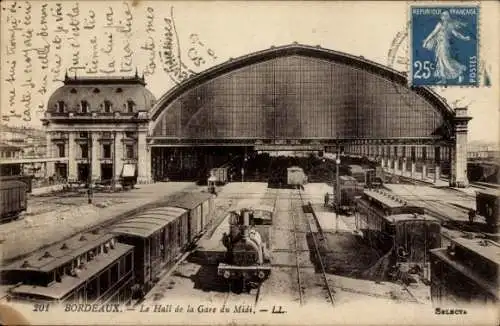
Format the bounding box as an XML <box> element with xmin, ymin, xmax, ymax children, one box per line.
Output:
<box><xmin>218</xmin><ymin>203</ymin><xmax>273</xmax><ymax>291</ymax></box>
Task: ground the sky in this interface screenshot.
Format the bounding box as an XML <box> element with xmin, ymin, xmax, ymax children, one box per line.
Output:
<box><xmin>1</xmin><ymin>1</ymin><xmax>498</xmax><ymax>143</ymax></box>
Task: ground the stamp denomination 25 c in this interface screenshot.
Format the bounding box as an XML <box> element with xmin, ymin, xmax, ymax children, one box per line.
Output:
<box><xmin>410</xmin><ymin>5</ymin><xmax>479</xmax><ymax>87</ymax></box>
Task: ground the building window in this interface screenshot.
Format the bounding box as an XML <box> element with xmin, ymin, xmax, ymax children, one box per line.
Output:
<box><xmin>81</xmin><ymin>101</ymin><xmax>89</xmax><ymax>113</ymax></box>
<box><xmin>80</xmin><ymin>144</ymin><xmax>89</xmax><ymax>159</ymax></box>
<box><xmin>103</xmin><ymin>144</ymin><xmax>111</xmax><ymax>159</ymax></box>
<box><xmin>125</xmin><ymin>132</ymin><xmax>135</xmax><ymax>139</ymax></box>
<box><xmin>57</xmin><ymin>144</ymin><xmax>65</xmax><ymax>157</ymax></box>
<box><xmin>126</xmin><ymin>100</ymin><xmax>135</xmax><ymax>113</ymax></box>
<box><xmin>79</xmin><ymin>132</ymin><xmax>88</xmax><ymax>138</ymax></box>
<box><xmin>57</xmin><ymin>101</ymin><xmax>65</xmax><ymax>113</ymax></box>
<box><xmin>104</xmin><ymin>100</ymin><xmax>112</xmax><ymax>113</ymax></box>
<box><xmin>125</xmin><ymin>144</ymin><xmax>134</xmax><ymax>159</ymax></box>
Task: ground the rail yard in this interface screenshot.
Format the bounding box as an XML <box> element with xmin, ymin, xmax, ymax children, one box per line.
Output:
<box><xmin>0</xmin><ymin>155</ymin><xmax>498</xmax><ymax>320</ymax></box>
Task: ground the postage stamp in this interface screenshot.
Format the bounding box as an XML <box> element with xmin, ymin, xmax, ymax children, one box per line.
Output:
<box><xmin>410</xmin><ymin>5</ymin><xmax>479</xmax><ymax>87</ymax></box>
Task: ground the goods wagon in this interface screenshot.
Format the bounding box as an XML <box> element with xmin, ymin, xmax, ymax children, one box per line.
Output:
<box><xmin>287</xmin><ymin>166</ymin><xmax>307</xmax><ymax>188</ymax></box>
<box><xmin>332</xmin><ymin>176</ymin><xmax>363</xmax><ymax>214</ymax></box>
<box><xmin>0</xmin><ymin>180</ymin><xmax>28</xmax><ymax>222</ymax></box>
<box><xmin>167</xmin><ymin>192</ymin><xmax>215</xmax><ymax>244</ymax></box>
<box><xmin>210</xmin><ymin>167</ymin><xmax>229</xmax><ymax>185</ymax></box>
<box><xmin>476</xmin><ymin>189</ymin><xmax>500</xmax><ymax>234</ymax></box>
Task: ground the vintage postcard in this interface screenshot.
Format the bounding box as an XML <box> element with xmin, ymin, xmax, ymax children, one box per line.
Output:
<box><xmin>0</xmin><ymin>0</ymin><xmax>498</xmax><ymax>325</ymax></box>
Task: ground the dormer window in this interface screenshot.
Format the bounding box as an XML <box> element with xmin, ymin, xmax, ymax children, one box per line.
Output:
<box><xmin>57</xmin><ymin>101</ymin><xmax>65</xmax><ymax>113</ymax></box>
<box><xmin>104</xmin><ymin>100</ymin><xmax>112</xmax><ymax>113</ymax></box>
<box><xmin>81</xmin><ymin>100</ymin><xmax>89</xmax><ymax>113</ymax></box>
<box><xmin>127</xmin><ymin>100</ymin><xmax>135</xmax><ymax>113</ymax></box>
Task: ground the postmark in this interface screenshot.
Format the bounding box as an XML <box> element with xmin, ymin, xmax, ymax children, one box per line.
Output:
<box><xmin>410</xmin><ymin>5</ymin><xmax>479</xmax><ymax>87</ymax></box>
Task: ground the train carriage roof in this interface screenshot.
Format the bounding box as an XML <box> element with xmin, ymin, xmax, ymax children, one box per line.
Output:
<box><xmin>0</xmin><ymin>180</ymin><xmax>27</xmax><ymax>190</ymax></box>
<box><xmin>167</xmin><ymin>192</ymin><xmax>213</xmax><ymax>210</ymax></box>
<box><xmin>476</xmin><ymin>188</ymin><xmax>500</xmax><ymax>198</ymax></box>
<box><xmin>362</xmin><ymin>189</ymin><xmax>408</xmax><ymax>209</ymax></box>
<box><xmin>112</xmin><ymin>206</ymin><xmax>187</xmax><ymax>238</ymax></box>
<box><xmin>430</xmin><ymin>247</ymin><xmax>499</xmax><ymax>299</ymax></box>
<box><xmin>386</xmin><ymin>213</ymin><xmax>439</xmax><ymax>223</ymax></box>
<box><xmin>1</xmin><ymin>232</ymin><xmax>115</xmax><ymax>273</ymax></box>
<box><xmin>452</xmin><ymin>237</ymin><xmax>500</xmax><ymax>266</ymax></box>
<box><xmin>8</xmin><ymin>243</ymin><xmax>134</xmax><ymax>300</ymax></box>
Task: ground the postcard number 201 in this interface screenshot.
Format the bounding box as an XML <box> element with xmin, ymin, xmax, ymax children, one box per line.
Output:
<box><xmin>413</xmin><ymin>60</ymin><xmax>435</xmax><ymax>79</ymax></box>
<box><xmin>33</xmin><ymin>303</ymin><xmax>50</xmax><ymax>312</ymax></box>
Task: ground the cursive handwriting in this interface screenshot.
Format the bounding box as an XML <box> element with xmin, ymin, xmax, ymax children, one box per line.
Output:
<box><xmin>120</xmin><ymin>39</ymin><xmax>133</xmax><ymax>72</ymax></box>
<box><xmin>159</xmin><ymin>7</ymin><xmax>194</xmax><ymax>84</ymax></box>
<box><xmin>83</xmin><ymin>9</ymin><xmax>95</xmax><ymax>29</ymax></box>
<box><xmin>142</xmin><ymin>37</ymin><xmax>156</xmax><ymax>76</ymax></box>
<box><xmin>101</xmin><ymin>32</ymin><xmax>113</xmax><ymax>54</ymax></box>
<box><xmin>86</xmin><ymin>36</ymin><xmax>99</xmax><ymax>73</ymax></box>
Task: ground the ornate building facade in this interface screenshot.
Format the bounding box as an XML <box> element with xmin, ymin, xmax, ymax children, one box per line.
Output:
<box><xmin>42</xmin><ymin>74</ymin><xmax>156</xmax><ymax>184</ymax></box>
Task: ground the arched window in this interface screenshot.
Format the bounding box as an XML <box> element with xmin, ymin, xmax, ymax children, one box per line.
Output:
<box><xmin>127</xmin><ymin>100</ymin><xmax>135</xmax><ymax>113</ymax></box>
<box><xmin>81</xmin><ymin>100</ymin><xmax>89</xmax><ymax>113</ymax></box>
<box><xmin>104</xmin><ymin>100</ymin><xmax>112</xmax><ymax>113</ymax></box>
<box><xmin>57</xmin><ymin>101</ymin><xmax>65</xmax><ymax>113</ymax></box>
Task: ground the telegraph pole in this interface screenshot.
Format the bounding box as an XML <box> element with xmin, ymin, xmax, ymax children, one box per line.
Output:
<box><xmin>87</xmin><ymin>131</ymin><xmax>93</xmax><ymax>204</ymax></box>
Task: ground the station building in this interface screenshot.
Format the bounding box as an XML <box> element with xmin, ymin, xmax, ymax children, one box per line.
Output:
<box><xmin>42</xmin><ymin>72</ymin><xmax>155</xmax><ymax>184</ymax></box>
<box><xmin>43</xmin><ymin>44</ymin><xmax>472</xmax><ymax>187</ymax></box>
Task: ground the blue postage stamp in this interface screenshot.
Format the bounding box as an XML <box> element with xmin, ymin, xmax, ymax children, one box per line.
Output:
<box><xmin>410</xmin><ymin>5</ymin><xmax>479</xmax><ymax>87</ymax></box>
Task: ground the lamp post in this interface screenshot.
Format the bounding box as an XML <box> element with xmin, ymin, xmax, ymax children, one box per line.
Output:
<box><xmin>335</xmin><ymin>135</ymin><xmax>340</xmax><ymax>233</ymax></box>
<box><xmin>112</xmin><ymin>131</ymin><xmax>117</xmax><ymax>192</ymax></box>
<box><xmin>87</xmin><ymin>130</ymin><xmax>93</xmax><ymax>204</ymax></box>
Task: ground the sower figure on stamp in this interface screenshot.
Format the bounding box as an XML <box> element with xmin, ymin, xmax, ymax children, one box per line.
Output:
<box><xmin>422</xmin><ymin>11</ymin><xmax>471</xmax><ymax>84</ymax></box>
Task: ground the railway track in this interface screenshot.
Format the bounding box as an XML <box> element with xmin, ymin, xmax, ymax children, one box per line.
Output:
<box><xmin>289</xmin><ymin>189</ymin><xmax>336</xmax><ymax>307</ymax></box>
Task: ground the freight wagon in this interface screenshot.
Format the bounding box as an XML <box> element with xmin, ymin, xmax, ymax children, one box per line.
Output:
<box><xmin>475</xmin><ymin>189</ymin><xmax>500</xmax><ymax>234</ymax></box>
<box><xmin>287</xmin><ymin>166</ymin><xmax>307</xmax><ymax>188</ymax></box>
<box><xmin>332</xmin><ymin>176</ymin><xmax>364</xmax><ymax>214</ymax></box>
<box><xmin>210</xmin><ymin>167</ymin><xmax>229</xmax><ymax>185</ymax></box>
<box><xmin>0</xmin><ymin>180</ymin><xmax>28</xmax><ymax>222</ymax></box>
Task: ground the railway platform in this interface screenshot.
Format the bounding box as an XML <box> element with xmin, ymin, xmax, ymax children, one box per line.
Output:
<box><xmin>384</xmin><ymin>183</ymin><xmax>479</xmax><ymax>223</ymax></box>
<box><xmin>0</xmin><ymin>182</ymin><xmax>197</xmax><ymax>263</ymax></box>
<box><xmin>302</xmin><ymin>183</ymin><xmax>356</xmax><ymax>233</ymax></box>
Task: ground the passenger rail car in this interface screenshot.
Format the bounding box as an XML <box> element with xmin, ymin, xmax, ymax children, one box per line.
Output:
<box><xmin>355</xmin><ymin>189</ymin><xmax>441</xmax><ymax>279</ymax></box>
<box><xmin>112</xmin><ymin>207</ymin><xmax>189</xmax><ymax>296</ymax></box>
<box><xmin>112</xmin><ymin>192</ymin><xmax>214</xmax><ymax>297</ymax></box>
<box><xmin>0</xmin><ymin>180</ymin><xmax>28</xmax><ymax>222</ymax></box>
<box><xmin>475</xmin><ymin>189</ymin><xmax>499</xmax><ymax>234</ymax></box>
<box><xmin>218</xmin><ymin>202</ymin><xmax>273</xmax><ymax>290</ymax></box>
<box><xmin>0</xmin><ymin>231</ymin><xmax>135</xmax><ymax>304</ymax></box>
<box><xmin>430</xmin><ymin>237</ymin><xmax>499</xmax><ymax>305</ymax></box>
<box><xmin>1</xmin><ymin>191</ymin><xmax>215</xmax><ymax>304</ymax></box>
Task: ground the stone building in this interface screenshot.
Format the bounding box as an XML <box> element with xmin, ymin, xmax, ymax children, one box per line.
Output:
<box><xmin>42</xmin><ymin>73</ymin><xmax>156</xmax><ymax>184</ymax></box>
